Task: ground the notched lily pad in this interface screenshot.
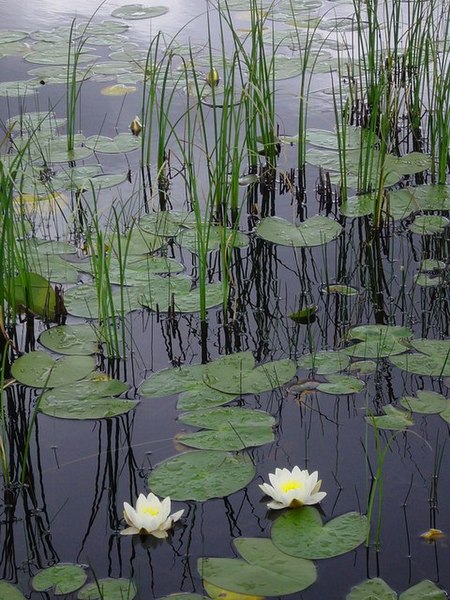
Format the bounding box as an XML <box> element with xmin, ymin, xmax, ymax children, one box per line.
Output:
<box><xmin>256</xmin><ymin>215</ymin><xmax>342</xmax><ymax>247</ymax></box>
<box><xmin>78</xmin><ymin>578</ymin><xmax>136</xmax><ymax>599</ymax></box>
<box><xmin>111</xmin><ymin>4</ymin><xmax>169</xmax><ymax>19</ymax></box>
<box><xmin>317</xmin><ymin>374</ymin><xmax>365</xmax><ymax>395</ymax></box>
<box><xmin>0</xmin><ymin>581</ymin><xmax>26</xmax><ymax>599</ymax></box>
<box><xmin>400</xmin><ymin>390</ymin><xmax>448</xmax><ymax>414</ymax></box>
<box><xmin>298</xmin><ymin>350</ymin><xmax>350</xmax><ymax>375</ymax></box>
<box><xmin>11</xmin><ymin>351</ymin><xmax>94</xmax><ymax>388</ymax></box>
<box><xmin>32</xmin><ymin>564</ymin><xmax>87</xmax><ymax>595</ymax></box>
<box><xmin>365</xmin><ymin>405</ymin><xmax>413</xmax><ymax>431</ymax></box>
<box><xmin>272</xmin><ymin>506</ymin><xmax>367</xmax><ymax>559</ymax></box>
<box><xmin>148</xmin><ymin>450</ymin><xmax>255</xmax><ymax>501</ymax></box>
<box><xmin>199</xmin><ymin>538</ymin><xmax>316</xmax><ymax>596</ymax></box>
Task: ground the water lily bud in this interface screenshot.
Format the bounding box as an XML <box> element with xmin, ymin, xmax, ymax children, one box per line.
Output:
<box><xmin>206</xmin><ymin>67</ymin><xmax>220</xmax><ymax>87</ymax></box>
<box><xmin>130</xmin><ymin>116</ymin><xmax>142</xmax><ymax>136</ymax></box>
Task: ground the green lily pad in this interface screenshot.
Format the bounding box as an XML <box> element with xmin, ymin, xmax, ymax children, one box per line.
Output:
<box><xmin>347</xmin><ymin>577</ymin><xmax>396</xmax><ymax>600</ymax></box>
<box><xmin>111</xmin><ymin>4</ymin><xmax>169</xmax><ymax>19</ymax></box>
<box><xmin>420</xmin><ymin>259</ymin><xmax>446</xmax><ymax>272</ymax></box>
<box><xmin>199</xmin><ymin>538</ymin><xmax>316</xmax><ymax>596</ymax></box>
<box><xmin>391</xmin><ymin>352</ymin><xmax>450</xmax><ymax>376</ymax></box>
<box><xmin>39</xmin><ymin>324</ymin><xmax>101</xmax><ymax>355</ymax></box>
<box><xmin>323</xmin><ymin>284</ymin><xmax>359</xmax><ymax>296</ymax></box>
<box><xmin>159</xmin><ymin>596</ymin><xmax>207</xmax><ymax>600</ymax></box>
<box><xmin>257</xmin><ymin>215</ymin><xmax>342</xmax><ymax>247</ymax></box>
<box><xmin>400</xmin><ymin>390</ymin><xmax>448</xmax><ymax>414</ymax></box>
<box><xmin>32</xmin><ymin>564</ymin><xmax>87</xmax><ymax>595</ymax></box>
<box><xmin>344</xmin><ymin>340</ymin><xmax>408</xmax><ymax>359</ymax></box>
<box><xmin>399</xmin><ymin>580</ymin><xmax>446</xmax><ymax>600</ymax></box>
<box><xmin>139</xmin><ymin>211</ymin><xmax>196</xmax><ymax>237</ymax></box>
<box><xmin>365</xmin><ymin>405</ymin><xmax>413</xmax><ymax>431</ymax></box>
<box><xmin>204</xmin><ymin>358</ymin><xmax>296</xmax><ymax>395</ymax></box>
<box><xmin>317</xmin><ymin>375</ymin><xmax>365</xmax><ymax>394</ymax></box>
<box><xmin>271</xmin><ymin>506</ymin><xmax>367</xmax><ymax>559</ymax></box>
<box><xmin>107</xmin><ymin>256</ymin><xmax>184</xmax><ymax>285</ymax></box>
<box><xmin>298</xmin><ymin>350</ymin><xmax>350</xmax><ymax>374</ymax></box>
<box><xmin>176</xmin><ymin>387</ymin><xmax>236</xmax><ymax>411</ymax></box>
<box><xmin>414</xmin><ymin>273</ymin><xmax>445</xmax><ymax>287</ymax></box>
<box><xmin>78</xmin><ymin>578</ymin><xmax>136</xmax><ymax>599</ymax></box>
<box><xmin>139</xmin><ymin>364</ymin><xmax>206</xmax><ymax>398</ymax></box>
<box><xmin>0</xmin><ymin>581</ymin><xmax>25</xmax><ymax>599</ymax></box>
<box><xmin>348</xmin><ymin>360</ymin><xmax>377</xmax><ymax>375</ymax></box>
<box><xmin>64</xmin><ymin>283</ymin><xmax>144</xmax><ymax>319</ymax></box>
<box><xmin>11</xmin><ymin>351</ymin><xmax>94</xmax><ymax>388</ymax></box>
<box><xmin>347</xmin><ymin>324</ymin><xmax>413</xmax><ymax>342</ymax></box>
<box><xmin>148</xmin><ymin>450</ymin><xmax>255</xmax><ymax>501</ymax></box>
<box><xmin>177</xmin><ymin>407</ymin><xmax>275</xmax><ymax>451</ymax></box>
<box><xmin>177</xmin><ymin>226</ymin><xmax>248</xmax><ymax>253</ymax></box>
<box><xmin>409</xmin><ymin>215</ymin><xmax>449</xmax><ymax>235</ymax></box>
<box><xmin>0</xmin><ymin>80</ymin><xmax>38</xmax><ymax>96</ymax></box>
<box><xmin>85</xmin><ymin>133</ymin><xmax>141</xmax><ymax>154</ymax></box>
<box><xmin>39</xmin><ymin>374</ymin><xmax>133</xmax><ymax>420</ymax></box>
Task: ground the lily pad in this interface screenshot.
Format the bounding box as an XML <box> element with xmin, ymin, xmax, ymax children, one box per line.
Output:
<box><xmin>177</xmin><ymin>407</ymin><xmax>275</xmax><ymax>451</ymax></box>
<box><xmin>203</xmin><ymin>581</ymin><xmax>262</xmax><ymax>600</ymax></box>
<box><xmin>365</xmin><ymin>405</ymin><xmax>413</xmax><ymax>431</ymax></box>
<box><xmin>199</xmin><ymin>538</ymin><xmax>316</xmax><ymax>596</ymax></box>
<box><xmin>409</xmin><ymin>215</ymin><xmax>449</xmax><ymax>235</ymax></box>
<box><xmin>148</xmin><ymin>450</ymin><xmax>255</xmax><ymax>501</ymax></box>
<box><xmin>139</xmin><ymin>211</ymin><xmax>196</xmax><ymax>237</ymax></box>
<box><xmin>348</xmin><ymin>360</ymin><xmax>377</xmax><ymax>375</ymax></box>
<box><xmin>257</xmin><ymin>215</ymin><xmax>342</xmax><ymax>247</ymax></box>
<box><xmin>0</xmin><ymin>581</ymin><xmax>25</xmax><ymax>599</ymax></box>
<box><xmin>271</xmin><ymin>506</ymin><xmax>366</xmax><ymax>559</ymax></box>
<box><xmin>399</xmin><ymin>580</ymin><xmax>446</xmax><ymax>599</ymax></box>
<box><xmin>298</xmin><ymin>350</ymin><xmax>350</xmax><ymax>374</ymax></box>
<box><xmin>204</xmin><ymin>358</ymin><xmax>296</xmax><ymax>395</ymax></box>
<box><xmin>111</xmin><ymin>4</ymin><xmax>169</xmax><ymax>19</ymax></box>
<box><xmin>177</xmin><ymin>387</ymin><xmax>236</xmax><ymax>411</ymax></box>
<box><xmin>322</xmin><ymin>284</ymin><xmax>359</xmax><ymax>296</ymax></box>
<box><xmin>39</xmin><ymin>375</ymin><xmax>132</xmax><ymax>419</ymax></box>
<box><xmin>11</xmin><ymin>351</ymin><xmax>94</xmax><ymax>388</ymax></box>
<box><xmin>7</xmin><ymin>272</ymin><xmax>58</xmax><ymax>320</ymax></box>
<box><xmin>317</xmin><ymin>375</ymin><xmax>365</xmax><ymax>394</ymax></box>
<box><xmin>78</xmin><ymin>578</ymin><xmax>136</xmax><ymax>599</ymax></box>
<box><xmin>177</xmin><ymin>225</ymin><xmax>248</xmax><ymax>253</ymax></box>
<box><xmin>39</xmin><ymin>324</ymin><xmax>101</xmax><ymax>355</ymax></box>
<box><xmin>85</xmin><ymin>133</ymin><xmax>140</xmax><ymax>154</ymax></box>
<box><xmin>101</xmin><ymin>84</ymin><xmax>137</xmax><ymax>95</ymax></box>
<box><xmin>32</xmin><ymin>564</ymin><xmax>87</xmax><ymax>595</ymax></box>
<box><xmin>400</xmin><ymin>390</ymin><xmax>448</xmax><ymax>414</ymax></box>
<box><xmin>390</xmin><ymin>342</ymin><xmax>450</xmax><ymax>376</ymax></box>
<box><xmin>347</xmin><ymin>577</ymin><xmax>396</xmax><ymax>600</ymax></box>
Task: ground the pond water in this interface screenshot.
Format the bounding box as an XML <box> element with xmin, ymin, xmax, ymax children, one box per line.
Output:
<box><xmin>1</xmin><ymin>0</ymin><xmax>450</xmax><ymax>599</ymax></box>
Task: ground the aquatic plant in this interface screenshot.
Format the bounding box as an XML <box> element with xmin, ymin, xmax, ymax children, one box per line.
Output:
<box><xmin>259</xmin><ymin>466</ymin><xmax>326</xmax><ymax>509</ymax></box>
<box><xmin>120</xmin><ymin>492</ymin><xmax>184</xmax><ymax>537</ymax></box>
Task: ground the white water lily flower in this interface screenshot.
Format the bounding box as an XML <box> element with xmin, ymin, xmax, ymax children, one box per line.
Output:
<box><xmin>121</xmin><ymin>493</ymin><xmax>184</xmax><ymax>538</ymax></box>
<box><xmin>259</xmin><ymin>466</ymin><xmax>326</xmax><ymax>510</ymax></box>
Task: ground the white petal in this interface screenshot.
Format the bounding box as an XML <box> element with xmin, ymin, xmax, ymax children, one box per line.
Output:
<box><xmin>136</xmin><ymin>493</ymin><xmax>149</xmax><ymax>513</ymax></box>
<box><xmin>120</xmin><ymin>526</ymin><xmax>140</xmax><ymax>535</ymax></box>
<box><xmin>170</xmin><ymin>509</ymin><xmax>184</xmax><ymax>523</ymax></box>
<box><xmin>159</xmin><ymin>496</ymin><xmax>172</xmax><ymax>521</ymax></box>
<box><xmin>267</xmin><ymin>499</ymin><xmax>288</xmax><ymax>510</ymax></box>
<box><xmin>259</xmin><ymin>482</ymin><xmax>277</xmax><ymax>498</ymax></box>
<box><xmin>150</xmin><ymin>528</ymin><xmax>168</xmax><ymax>539</ymax></box>
<box><xmin>123</xmin><ymin>502</ymin><xmax>138</xmax><ymax>527</ymax></box>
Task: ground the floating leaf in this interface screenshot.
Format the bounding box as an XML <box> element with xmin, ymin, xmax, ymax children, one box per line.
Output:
<box><xmin>177</xmin><ymin>387</ymin><xmax>236</xmax><ymax>411</ymax></box>
<box><xmin>32</xmin><ymin>564</ymin><xmax>87</xmax><ymax>595</ymax></box>
<box><xmin>199</xmin><ymin>538</ymin><xmax>316</xmax><ymax>596</ymax></box>
<box><xmin>298</xmin><ymin>350</ymin><xmax>350</xmax><ymax>374</ymax></box>
<box><xmin>177</xmin><ymin>225</ymin><xmax>248</xmax><ymax>253</ymax></box>
<box><xmin>390</xmin><ymin>344</ymin><xmax>450</xmax><ymax>376</ymax></box>
<box><xmin>11</xmin><ymin>352</ymin><xmax>94</xmax><ymax>388</ymax></box>
<box><xmin>400</xmin><ymin>390</ymin><xmax>448</xmax><ymax>414</ymax></box>
<box><xmin>348</xmin><ymin>360</ymin><xmax>377</xmax><ymax>375</ymax></box>
<box><xmin>39</xmin><ymin>374</ymin><xmax>133</xmax><ymax>420</ymax></box>
<box><xmin>78</xmin><ymin>578</ymin><xmax>136</xmax><ymax>599</ymax></box>
<box><xmin>39</xmin><ymin>324</ymin><xmax>101</xmax><ymax>355</ymax></box>
<box><xmin>347</xmin><ymin>324</ymin><xmax>413</xmax><ymax>342</ymax></box>
<box><xmin>148</xmin><ymin>450</ymin><xmax>255</xmax><ymax>501</ymax></box>
<box><xmin>323</xmin><ymin>284</ymin><xmax>359</xmax><ymax>296</ymax></box>
<box><xmin>85</xmin><ymin>133</ymin><xmax>140</xmax><ymax>154</ymax></box>
<box><xmin>101</xmin><ymin>83</ymin><xmax>137</xmax><ymax>95</ymax></box>
<box><xmin>365</xmin><ymin>405</ymin><xmax>413</xmax><ymax>431</ymax></box>
<box><xmin>317</xmin><ymin>375</ymin><xmax>365</xmax><ymax>395</ymax></box>
<box><xmin>177</xmin><ymin>407</ymin><xmax>275</xmax><ymax>451</ymax></box>
<box><xmin>399</xmin><ymin>580</ymin><xmax>446</xmax><ymax>600</ymax></box>
<box><xmin>271</xmin><ymin>506</ymin><xmax>366</xmax><ymax>559</ymax></box>
<box><xmin>409</xmin><ymin>215</ymin><xmax>449</xmax><ymax>235</ymax></box>
<box><xmin>204</xmin><ymin>358</ymin><xmax>296</xmax><ymax>395</ymax></box>
<box><xmin>347</xmin><ymin>577</ymin><xmax>396</xmax><ymax>600</ymax></box>
<box><xmin>159</xmin><ymin>595</ymin><xmax>208</xmax><ymax>600</ymax></box>
<box><xmin>0</xmin><ymin>581</ymin><xmax>25</xmax><ymax>599</ymax></box>
<box><xmin>139</xmin><ymin>364</ymin><xmax>206</xmax><ymax>398</ymax></box>
<box><xmin>203</xmin><ymin>581</ymin><xmax>263</xmax><ymax>600</ymax></box>
<box><xmin>111</xmin><ymin>4</ymin><xmax>169</xmax><ymax>19</ymax></box>
<box><xmin>257</xmin><ymin>215</ymin><xmax>342</xmax><ymax>247</ymax></box>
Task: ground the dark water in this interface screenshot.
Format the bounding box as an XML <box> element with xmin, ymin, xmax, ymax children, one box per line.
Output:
<box><xmin>1</xmin><ymin>0</ymin><xmax>450</xmax><ymax>599</ymax></box>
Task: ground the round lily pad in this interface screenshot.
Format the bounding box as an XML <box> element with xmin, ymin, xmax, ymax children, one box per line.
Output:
<box><xmin>39</xmin><ymin>375</ymin><xmax>133</xmax><ymax>420</ymax></box>
<box><xmin>0</xmin><ymin>581</ymin><xmax>25</xmax><ymax>599</ymax></box>
<box><xmin>85</xmin><ymin>133</ymin><xmax>140</xmax><ymax>154</ymax></box>
<box><xmin>177</xmin><ymin>407</ymin><xmax>275</xmax><ymax>451</ymax></box>
<box><xmin>347</xmin><ymin>578</ymin><xmax>396</xmax><ymax>600</ymax></box>
<box><xmin>39</xmin><ymin>324</ymin><xmax>101</xmax><ymax>355</ymax></box>
<box><xmin>199</xmin><ymin>538</ymin><xmax>316</xmax><ymax>596</ymax></box>
<box><xmin>78</xmin><ymin>578</ymin><xmax>136</xmax><ymax>599</ymax></box>
<box><xmin>111</xmin><ymin>4</ymin><xmax>169</xmax><ymax>19</ymax></box>
<box><xmin>298</xmin><ymin>350</ymin><xmax>349</xmax><ymax>374</ymax></box>
<box><xmin>177</xmin><ymin>387</ymin><xmax>236</xmax><ymax>411</ymax></box>
<box><xmin>317</xmin><ymin>375</ymin><xmax>365</xmax><ymax>395</ymax></box>
<box><xmin>256</xmin><ymin>215</ymin><xmax>342</xmax><ymax>247</ymax></box>
<box><xmin>11</xmin><ymin>351</ymin><xmax>94</xmax><ymax>388</ymax></box>
<box><xmin>409</xmin><ymin>215</ymin><xmax>449</xmax><ymax>235</ymax></box>
<box><xmin>271</xmin><ymin>506</ymin><xmax>367</xmax><ymax>559</ymax></box>
<box><xmin>365</xmin><ymin>406</ymin><xmax>413</xmax><ymax>431</ymax></box>
<box><xmin>400</xmin><ymin>390</ymin><xmax>448</xmax><ymax>414</ymax></box>
<box><xmin>32</xmin><ymin>564</ymin><xmax>87</xmax><ymax>595</ymax></box>
<box><xmin>148</xmin><ymin>450</ymin><xmax>255</xmax><ymax>501</ymax></box>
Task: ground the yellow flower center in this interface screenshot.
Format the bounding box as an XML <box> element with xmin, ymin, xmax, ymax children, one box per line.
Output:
<box><xmin>281</xmin><ymin>479</ymin><xmax>303</xmax><ymax>493</ymax></box>
<box><xmin>142</xmin><ymin>506</ymin><xmax>160</xmax><ymax>516</ymax></box>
